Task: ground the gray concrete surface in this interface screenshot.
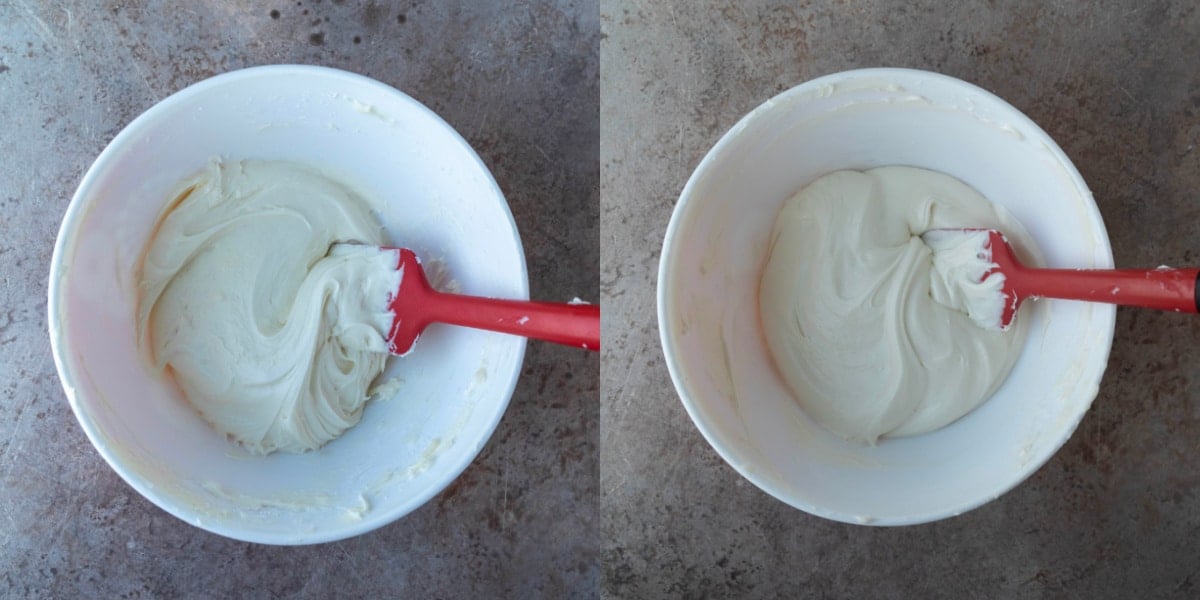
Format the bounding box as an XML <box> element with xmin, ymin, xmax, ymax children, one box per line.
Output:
<box><xmin>0</xmin><ymin>1</ymin><xmax>597</xmax><ymax>597</ymax></box>
<box><xmin>14</xmin><ymin>0</ymin><xmax>1200</xmax><ymax>596</ymax></box>
<box><xmin>602</xmin><ymin>0</ymin><xmax>1200</xmax><ymax>598</ymax></box>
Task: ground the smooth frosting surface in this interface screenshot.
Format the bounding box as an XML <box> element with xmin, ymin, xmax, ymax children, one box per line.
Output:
<box><xmin>758</xmin><ymin>167</ymin><xmax>1031</xmax><ymax>443</ymax></box>
<box><xmin>137</xmin><ymin>159</ymin><xmax>399</xmax><ymax>455</ymax></box>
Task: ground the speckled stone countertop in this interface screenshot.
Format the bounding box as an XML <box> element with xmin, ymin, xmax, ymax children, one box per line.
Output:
<box><xmin>0</xmin><ymin>1</ymin><xmax>597</xmax><ymax>597</ymax></box>
<box><xmin>14</xmin><ymin>0</ymin><xmax>1200</xmax><ymax>597</ymax></box>
<box><xmin>602</xmin><ymin>1</ymin><xmax>1200</xmax><ymax>597</ymax></box>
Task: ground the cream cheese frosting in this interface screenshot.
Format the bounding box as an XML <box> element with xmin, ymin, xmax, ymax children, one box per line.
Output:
<box><xmin>922</xmin><ymin>228</ymin><xmax>1009</xmax><ymax>331</ymax></box>
<box><xmin>758</xmin><ymin>166</ymin><xmax>1033</xmax><ymax>443</ymax></box>
<box><xmin>137</xmin><ymin>159</ymin><xmax>400</xmax><ymax>455</ymax></box>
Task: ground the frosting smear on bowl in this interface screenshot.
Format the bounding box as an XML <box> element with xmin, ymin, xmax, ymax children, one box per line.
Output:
<box><xmin>758</xmin><ymin>166</ymin><xmax>1032</xmax><ymax>443</ymax></box>
<box><xmin>137</xmin><ymin>159</ymin><xmax>400</xmax><ymax>455</ymax></box>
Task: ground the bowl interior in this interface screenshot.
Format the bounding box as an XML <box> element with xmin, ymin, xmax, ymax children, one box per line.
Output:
<box><xmin>49</xmin><ymin>65</ymin><xmax>528</xmax><ymax>544</ymax></box>
<box><xmin>659</xmin><ymin>68</ymin><xmax>1114</xmax><ymax>524</ymax></box>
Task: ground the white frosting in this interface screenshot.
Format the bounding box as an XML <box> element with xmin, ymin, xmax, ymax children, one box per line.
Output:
<box><xmin>758</xmin><ymin>167</ymin><xmax>1031</xmax><ymax>443</ymax></box>
<box><xmin>921</xmin><ymin>229</ymin><xmax>1009</xmax><ymax>331</ymax></box>
<box><xmin>137</xmin><ymin>159</ymin><xmax>400</xmax><ymax>455</ymax></box>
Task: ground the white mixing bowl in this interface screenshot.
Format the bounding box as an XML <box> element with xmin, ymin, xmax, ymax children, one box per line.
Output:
<box><xmin>48</xmin><ymin>65</ymin><xmax>528</xmax><ymax>544</ymax></box>
<box><xmin>658</xmin><ymin>68</ymin><xmax>1114</xmax><ymax>525</ymax></box>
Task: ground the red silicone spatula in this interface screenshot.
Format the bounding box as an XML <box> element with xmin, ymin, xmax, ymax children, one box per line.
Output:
<box><xmin>934</xmin><ymin>228</ymin><xmax>1200</xmax><ymax>330</ymax></box>
<box><xmin>384</xmin><ymin>247</ymin><xmax>600</xmax><ymax>355</ymax></box>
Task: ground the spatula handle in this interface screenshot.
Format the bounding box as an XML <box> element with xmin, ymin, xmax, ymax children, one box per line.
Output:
<box><xmin>425</xmin><ymin>293</ymin><xmax>602</xmax><ymax>351</ymax></box>
<box><xmin>1011</xmin><ymin>266</ymin><xmax>1200</xmax><ymax>313</ymax></box>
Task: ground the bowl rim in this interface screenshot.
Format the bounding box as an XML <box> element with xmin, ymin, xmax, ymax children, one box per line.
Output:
<box><xmin>47</xmin><ymin>64</ymin><xmax>529</xmax><ymax>544</ymax></box>
<box><xmin>656</xmin><ymin>67</ymin><xmax>1116</xmax><ymax>525</ymax></box>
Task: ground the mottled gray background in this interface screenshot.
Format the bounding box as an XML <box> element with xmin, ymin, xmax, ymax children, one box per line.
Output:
<box><xmin>13</xmin><ymin>0</ymin><xmax>1200</xmax><ymax>596</ymax></box>
<box><xmin>602</xmin><ymin>0</ymin><xmax>1200</xmax><ymax>598</ymax></box>
<box><xmin>0</xmin><ymin>0</ymin><xmax>597</xmax><ymax>597</ymax></box>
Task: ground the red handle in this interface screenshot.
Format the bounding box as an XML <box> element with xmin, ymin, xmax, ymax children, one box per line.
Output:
<box><xmin>424</xmin><ymin>293</ymin><xmax>601</xmax><ymax>350</ymax></box>
<box><xmin>387</xmin><ymin>248</ymin><xmax>600</xmax><ymax>354</ymax></box>
<box><xmin>1010</xmin><ymin>266</ymin><xmax>1200</xmax><ymax>313</ymax></box>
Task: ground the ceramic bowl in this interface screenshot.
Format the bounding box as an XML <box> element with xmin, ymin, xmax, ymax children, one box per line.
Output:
<box><xmin>658</xmin><ymin>68</ymin><xmax>1114</xmax><ymax>525</ymax></box>
<box><xmin>48</xmin><ymin>65</ymin><xmax>528</xmax><ymax>544</ymax></box>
